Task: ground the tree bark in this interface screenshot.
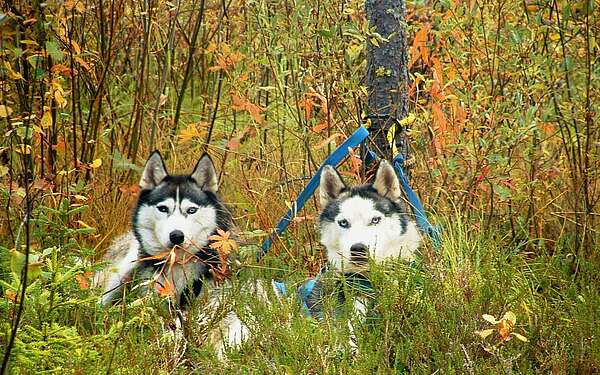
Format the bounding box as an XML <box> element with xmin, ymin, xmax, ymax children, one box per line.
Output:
<box><xmin>365</xmin><ymin>0</ymin><xmax>409</xmax><ymax>164</ymax></box>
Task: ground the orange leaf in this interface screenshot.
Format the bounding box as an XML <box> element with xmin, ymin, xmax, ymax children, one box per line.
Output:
<box><xmin>138</xmin><ymin>250</ymin><xmax>171</xmax><ymax>262</ymax></box>
<box><xmin>208</xmin><ymin>229</ymin><xmax>237</xmax><ymax>255</ymax></box>
<box><xmin>537</xmin><ymin>122</ymin><xmax>555</xmax><ymax>135</ymax></box>
<box><xmin>498</xmin><ymin>323</ymin><xmax>512</xmax><ymax>341</ymax></box>
<box><xmin>75</xmin><ymin>273</ymin><xmax>90</xmax><ymax>289</ymax></box>
<box><xmin>340</xmin><ymin>147</ymin><xmax>362</xmax><ymax>181</ymax></box>
<box><xmin>298</xmin><ymin>98</ymin><xmax>314</xmax><ymax>120</ymax></box>
<box><xmin>231</xmin><ymin>93</ymin><xmax>246</xmax><ymax>111</ymax></box>
<box><xmin>52</xmin><ymin>137</ymin><xmax>67</xmax><ymax>152</ymax></box>
<box><xmin>315</xmin><ymin>133</ymin><xmax>342</xmax><ymax>150</ymax></box>
<box><xmin>156</xmin><ymin>278</ymin><xmax>175</xmax><ymax>298</ymax></box>
<box><xmin>245</xmin><ymin>102</ymin><xmax>265</xmax><ymax>125</ymax></box>
<box><xmin>51</xmin><ymin>64</ymin><xmax>77</xmax><ymax>77</ymax></box>
<box><xmin>432</xmin><ymin>103</ymin><xmax>447</xmax><ymax>131</ymax></box>
<box><xmin>431</xmin><ymin>57</ymin><xmax>444</xmax><ymax>87</ymax></box>
<box><xmin>5</xmin><ymin>289</ymin><xmax>18</xmax><ymax>303</ymax></box>
<box><xmin>119</xmin><ymin>184</ymin><xmax>140</xmax><ymax>196</ymax></box>
<box><xmin>231</xmin><ymin>93</ymin><xmax>264</xmax><ymax>124</ymax></box>
<box><xmin>226</xmin><ymin>137</ymin><xmax>241</xmax><ymax>150</ymax></box>
<box><xmin>75</xmin><ymin>57</ymin><xmax>92</xmax><ymax>72</ymax></box>
<box><xmin>454</xmin><ymin>102</ymin><xmax>466</xmax><ymax>126</ymax></box>
<box><xmin>312</xmin><ymin>122</ymin><xmax>329</xmax><ymax>134</ymax></box>
<box><xmin>178</xmin><ymin>122</ymin><xmax>206</xmax><ymax>144</ymax></box>
<box><xmin>410</xmin><ymin>24</ymin><xmax>430</xmax><ymax>68</ymax></box>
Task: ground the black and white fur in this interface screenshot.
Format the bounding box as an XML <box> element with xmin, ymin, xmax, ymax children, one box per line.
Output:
<box><xmin>95</xmin><ymin>151</ymin><xmax>248</xmax><ymax>356</ymax></box>
<box><xmin>317</xmin><ymin>160</ymin><xmax>422</xmax><ymax>350</ymax></box>
<box><xmin>319</xmin><ymin>160</ymin><xmax>421</xmax><ymax>272</ymax></box>
<box><xmin>97</xmin><ymin>151</ymin><xmax>229</xmax><ymax>305</ymax></box>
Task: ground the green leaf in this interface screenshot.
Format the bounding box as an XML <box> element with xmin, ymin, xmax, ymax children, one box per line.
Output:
<box><xmin>9</xmin><ymin>249</ymin><xmax>26</xmax><ymax>275</ymax></box>
<box><xmin>46</xmin><ymin>40</ymin><xmax>64</xmax><ymax>62</ymax></box>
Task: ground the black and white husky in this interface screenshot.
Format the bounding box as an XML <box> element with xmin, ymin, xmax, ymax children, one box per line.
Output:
<box><xmin>319</xmin><ymin>160</ymin><xmax>421</xmax><ymax>272</ymax></box>
<box><xmin>96</xmin><ymin>151</ymin><xmax>247</xmax><ymax>355</ymax></box>
<box><xmin>315</xmin><ymin>160</ymin><xmax>422</xmax><ymax>349</ymax></box>
<box><xmin>97</xmin><ymin>151</ymin><xmax>230</xmax><ymax>305</ymax></box>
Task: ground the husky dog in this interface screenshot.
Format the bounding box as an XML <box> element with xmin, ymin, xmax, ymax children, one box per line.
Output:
<box><xmin>319</xmin><ymin>160</ymin><xmax>421</xmax><ymax>272</ymax></box>
<box><xmin>97</xmin><ymin>151</ymin><xmax>230</xmax><ymax>306</ymax></box>
<box><xmin>314</xmin><ymin>160</ymin><xmax>422</xmax><ymax>350</ymax></box>
<box><xmin>96</xmin><ymin>151</ymin><xmax>248</xmax><ymax>356</ymax></box>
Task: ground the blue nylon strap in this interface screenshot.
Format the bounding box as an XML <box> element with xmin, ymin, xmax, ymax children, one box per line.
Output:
<box><xmin>257</xmin><ymin>126</ymin><xmax>370</xmax><ymax>261</ymax></box>
<box><xmin>392</xmin><ymin>155</ymin><xmax>442</xmax><ymax>249</ymax></box>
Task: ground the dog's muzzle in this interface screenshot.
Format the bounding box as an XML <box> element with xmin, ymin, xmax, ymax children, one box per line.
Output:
<box><xmin>350</xmin><ymin>243</ymin><xmax>368</xmax><ymax>264</ymax></box>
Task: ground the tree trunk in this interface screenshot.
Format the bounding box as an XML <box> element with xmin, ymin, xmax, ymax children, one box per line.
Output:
<box><xmin>364</xmin><ymin>0</ymin><xmax>410</xmax><ymax>165</ymax></box>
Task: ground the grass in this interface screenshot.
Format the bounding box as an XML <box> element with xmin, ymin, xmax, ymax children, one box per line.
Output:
<box><xmin>3</xmin><ymin>211</ymin><xmax>599</xmax><ymax>373</ymax></box>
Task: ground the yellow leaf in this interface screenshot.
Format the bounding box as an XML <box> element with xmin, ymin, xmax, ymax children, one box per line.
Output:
<box><xmin>474</xmin><ymin>329</ymin><xmax>495</xmax><ymax>339</ymax></box>
<box><xmin>208</xmin><ymin>229</ymin><xmax>237</xmax><ymax>255</ymax></box>
<box><xmin>76</xmin><ymin>220</ymin><xmax>92</xmax><ymax>228</ymax></box>
<box><xmin>502</xmin><ymin>311</ymin><xmax>517</xmax><ymax>325</ymax></box>
<box><xmin>346</xmin><ymin>43</ymin><xmax>362</xmax><ymax>61</ymax></box>
<box><xmin>41</xmin><ymin>111</ymin><xmax>52</xmax><ymax>128</ymax></box>
<box><xmin>5</xmin><ymin>289</ymin><xmax>18</xmax><ymax>303</ymax></box>
<box><xmin>511</xmin><ymin>332</ymin><xmax>528</xmax><ymax>342</ymax></box>
<box><xmin>4</xmin><ymin>61</ymin><xmax>23</xmax><ymax>80</ymax></box>
<box><xmin>15</xmin><ymin>144</ymin><xmax>31</xmax><ymax>154</ymax></box>
<box><xmin>399</xmin><ymin>113</ymin><xmax>416</xmax><ymax>126</ymax></box>
<box><xmin>178</xmin><ymin>123</ymin><xmax>205</xmax><ymax>144</ymax></box>
<box><xmin>315</xmin><ymin>133</ymin><xmax>342</xmax><ymax>150</ymax></box>
<box><xmin>90</xmin><ymin>158</ymin><xmax>102</xmax><ymax>168</ymax></box>
<box><xmin>54</xmin><ymin>90</ymin><xmax>67</xmax><ymax>108</ymax></box>
<box><xmin>20</xmin><ymin>40</ymin><xmax>39</xmax><ymax>46</ymax></box>
<box><xmin>482</xmin><ymin>314</ymin><xmax>498</xmax><ymax>324</ymax></box>
<box><xmin>0</xmin><ymin>105</ymin><xmax>13</xmax><ymax>118</ymax></box>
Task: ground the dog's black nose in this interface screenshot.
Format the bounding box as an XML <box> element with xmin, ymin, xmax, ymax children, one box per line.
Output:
<box><xmin>350</xmin><ymin>243</ymin><xmax>368</xmax><ymax>263</ymax></box>
<box><xmin>169</xmin><ymin>230</ymin><xmax>185</xmax><ymax>245</ymax></box>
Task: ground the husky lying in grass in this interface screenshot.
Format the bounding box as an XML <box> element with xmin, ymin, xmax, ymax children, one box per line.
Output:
<box><xmin>95</xmin><ymin>151</ymin><xmax>248</xmax><ymax>356</ymax></box>
<box><xmin>314</xmin><ymin>160</ymin><xmax>422</xmax><ymax>348</ymax></box>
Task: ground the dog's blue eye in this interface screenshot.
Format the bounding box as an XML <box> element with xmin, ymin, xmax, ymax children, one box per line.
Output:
<box><xmin>157</xmin><ymin>205</ymin><xmax>169</xmax><ymax>213</ymax></box>
<box><xmin>371</xmin><ymin>216</ymin><xmax>381</xmax><ymax>225</ymax></box>
<box><xmin>186</xmin><ymin>207</ymin><xmax>198</xmax><ymax>214</ymax></box>
<box><xmin>338</xmin><ymin>219</ymin><xmax>349</xmax><ymax>228</ymax></box>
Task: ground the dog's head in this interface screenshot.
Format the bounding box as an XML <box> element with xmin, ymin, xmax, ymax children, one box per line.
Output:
<box><xmin>132</xmin><ymin>151</ymin><xmax>231</xmax><ymax>256</ymax></box>
<box><xmin>318</xmin><ymin>160</ymin><xmax>421</xmax><ymax>273</ymax></box>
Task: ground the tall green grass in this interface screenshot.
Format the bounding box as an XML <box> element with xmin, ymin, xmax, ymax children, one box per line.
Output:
<box><xmin>2</xmin><ymin>213</ymin><xmax>598</xmax><ymax>373</ymax></box>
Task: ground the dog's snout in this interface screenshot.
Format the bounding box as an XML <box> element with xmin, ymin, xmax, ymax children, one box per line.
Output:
<box><xmin>169</xmin><ymin>230</ymin><xmax>185</xmax><ymax>245</ymax></box>
<box><xmin>350</xmin><ymin>243</ymin><xmax>368</xmax><ymax>263</ymax></box>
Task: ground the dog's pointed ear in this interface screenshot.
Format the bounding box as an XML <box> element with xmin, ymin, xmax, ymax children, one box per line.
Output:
<box><xmin>191</xmin><ymin>153</ymin><xmax>219</xmax><ymax>193</ymax></box>
<box><xmin>373</xmin><ymin>160</ymin><xmax>402</xmax><ymax>201</ymax></box>
<box><xmin>320</xmin><ymin>165</ymin><xmax>346</xmax><ymax>208</ymax></box>
<box><xmin>139</xmin><ymin>151</ymin><xmax>168</xmax><ymax>190</ymax></box>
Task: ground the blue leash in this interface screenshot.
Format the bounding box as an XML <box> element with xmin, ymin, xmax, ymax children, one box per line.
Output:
<box><xmin>264</xmin><ymin>126</ymin><xmax>441</xmax><ymax>318</ymax></box>
<box><xmin>392</xmin><ymin>154</ymin><xmax>442</xmax><ymax>248</ymax></box>
<box><xmin>258</xmin><ymin>126</ymin><xmax>440</xmax><ymax>259</ymax></box>
<box><xmin>257</xmin><ymin>126</ymin><xmax>370</xmax><ymax>261</ymax></box>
